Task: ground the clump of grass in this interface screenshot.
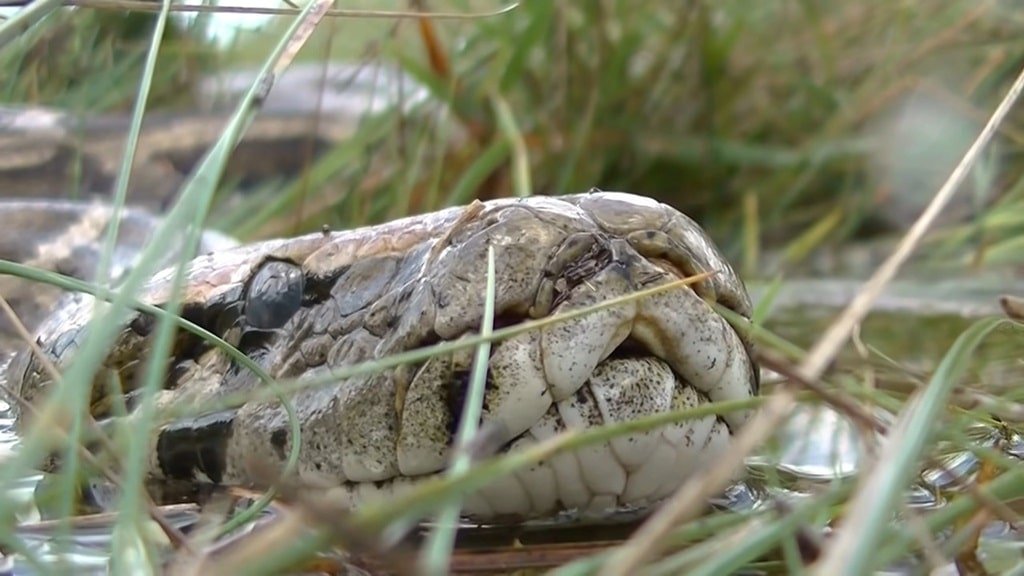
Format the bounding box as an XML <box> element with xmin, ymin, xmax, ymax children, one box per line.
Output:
<box><xmin>9</xmin><ymin>2</ymin><xmax>1024</xmax><ymax>275</ymax></box>
<box><xmin>374</xmin><ymin>1</ymin><xmax>1024</xmax><ymax>272</ymax></box>
<box><xmin>1</xmin><ymin>6</ymin><xmax>213</xmax><ymax>111</ymax></box>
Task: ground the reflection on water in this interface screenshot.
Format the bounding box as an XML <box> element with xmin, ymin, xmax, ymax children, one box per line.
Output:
<box><xmin>11</xmin><ymin>504</ymin><xmax>204</xmax><ymax>576</ymax></box>
<box><xmin>1</xmin><ymin>398</ymin><xmax>14</xmax><ymax>461</ymax></box>
<box><xmin>750</xmin><ymin>403</ymin><xmax>866</xmax><ymax>481</ymax></box>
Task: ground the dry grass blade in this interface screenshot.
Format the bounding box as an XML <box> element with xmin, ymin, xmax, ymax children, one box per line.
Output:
<box><xmin>597</xmin><ymin>389</ymin><xmax>800</xmax><ymax>575</ymax></box>
<box><xmin>602</xmin><ymin>58</ymin><xmax>1024</xmax><ymax>576</ymax></box>
<box><xmin>170</xmin><ymin>473</ymin><xmax>419</xmax><ymax>576</ymax></box>
<box><xmin>809</xmin><ymin>62</ymin><xmax>1024</xmax><ymax>574</ymax></box>
<box><xmin>269</xmin><ymin>0</ymin><xmax>333</xmax><ymax>81</ymax></box>
<box><xmin>798</xmin><ymin>65</ymin><xmax>1024</xmax><ymax>383</ymax></box>
<box><xmin>952</xmin><ymin>458</ymin><xmax>1002</xmax><ymax>574</ymax></box>
<box><xmin>812</xmin><ymin>316</ymin><xmax>1015</xmax><ymax>574</ymax></box>
<box><xmin>0</xmin><ymin>0</ymin><xmax>521</xmax><ymax>20</ymax></box>
<box><xmin>756</xmin><ymin>347</ymin><xmax>886</xmax><ymax>435</ymax></box>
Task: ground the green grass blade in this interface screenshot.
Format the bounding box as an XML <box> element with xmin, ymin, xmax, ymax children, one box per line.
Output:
<box><xmin>420</xmin><ymin>246</ymin><xmax>497</xmax><ymax>573</ymax></box>
<box><xmin>445</xmin><ymin>138</ymin><xmax>511</xmax><ymax>206</ymax></box>
<box><xmin>813</xmin><ymin>317</ymin><xmax>1016</xmax><ymax>574</ymax></box>
<box><xmin>0</xmin><ymin>0</ymin><xmax>61</xmax><ymax>50</ymax></box>
<box><xmin>490</xmin><ymin>91</ymin><xmax>531</xmax><ymax>197</ymax></box>
<box><xmin>0</xmin><ymin>0</ymin><xmax>329</xmax><ymax>545</ymax></box>
<box><xmin>102</xmin><ymin>2</ymin><xmax>174</xmax><ymax>572</ymax></box>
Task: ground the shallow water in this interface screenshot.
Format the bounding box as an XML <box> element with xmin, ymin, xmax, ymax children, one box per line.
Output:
<box><xmin>3</xmin><ymin>277</ymin><xmax>1024</xmax><ymax>573</ymax></box>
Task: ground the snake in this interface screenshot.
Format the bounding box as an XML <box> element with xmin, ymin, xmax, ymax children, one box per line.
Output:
<box><xmin>0</xmin><ymin>109</ymin><xmax>758</xmax><ymax>523</ymax></box>
<box><xmin>0</xmin><ymin>104</ymin><xmax>361</xmax><ymax>210</ymax></box>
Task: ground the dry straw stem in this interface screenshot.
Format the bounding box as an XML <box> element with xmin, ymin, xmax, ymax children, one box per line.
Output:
<box><xmin>0</xmin><ymin>0</ymin><xmax>520</xmax><ymax>19</ymax></box>
<box><xmin>601</xmin><ymin>35</ymin><xmax>1024</xmax><ymax>576</ymax></box>
<box><xmin>271</xmin><ymin>0</ymin><xmax>334</xmax><ymax>79</ymax></box>
<box><xmin>811</xmin><ymin>63</ymin><xmax>1024</xmax><ymax>574</ymax></box>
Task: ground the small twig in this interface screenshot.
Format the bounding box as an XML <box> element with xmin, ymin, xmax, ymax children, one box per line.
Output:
<box><xmin>16</xmin><ymin>503</ymin><xmax>199</xmax><ymax>534</ymax></box>
<box><xmin>0</xmin><ymin>377</ymin><xmax>193</xmax><ymax>551</ymax></box>
<box><xmin>0</xmin><ymin>0</ymin><xmax>520</xmax><ymax>19</ymax></box>
<box><xmin>999</xmin><ymin>294</ymin><xmax>1024</xmax><ymax>320</ymax></box>
<box><xmin>176</xmin><ymin>479</ymin><xmax>418</xmax><ymax>576</ymax></box>
<box><xmin>900</xmin><ymin>505</ymin><xmax>951</xmax><ymax>572</ymax></box>
<box><xmin>953</xmin><ymin>390</ymin><xmax>1024</xmax><ymax>423</ymax></box>
<box><xmin>0</xmin><ymin>293</ymin><xmax>66</xmax><ymax>388</ymax></box>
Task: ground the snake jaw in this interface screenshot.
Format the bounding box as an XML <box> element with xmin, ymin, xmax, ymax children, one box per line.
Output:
<box><xmin>388</xmin><ymin>222</ymin><xmax>754</xmax><ymax>519</ymax></box>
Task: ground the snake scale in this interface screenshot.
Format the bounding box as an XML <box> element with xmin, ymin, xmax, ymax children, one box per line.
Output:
<box><xmin>0</xmin><ymin>107</ymin><xmax>758</xmax><ymax>522</ymax></box>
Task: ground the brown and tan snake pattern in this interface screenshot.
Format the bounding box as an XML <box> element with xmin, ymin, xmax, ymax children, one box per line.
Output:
<box><xmin>2</xmin><ymin>191</ymin><xmax>757</xmax><ymax>521</ymax></box>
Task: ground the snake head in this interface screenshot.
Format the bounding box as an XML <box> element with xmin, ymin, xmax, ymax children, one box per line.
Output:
<box><xmin>8</xmin><ymin>191</ymin><xmax>758</xmax><ymax>522</ymax></box>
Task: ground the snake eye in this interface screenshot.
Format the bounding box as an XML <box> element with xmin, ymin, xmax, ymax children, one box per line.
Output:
<box><xmin>244</xmin><ymin>260</ymin><xmax>304</xmax><ymax>330</ymax></box>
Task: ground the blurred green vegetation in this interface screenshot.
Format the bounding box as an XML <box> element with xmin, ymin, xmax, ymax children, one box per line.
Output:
<box><xmin>0</xmin><ymin>7</ymin><xmax>215</xmax><ymax>110</ymax></box>
<box><xmin>5</xmin><ymin>1</ymin><xmax>1024</xmax><ymax>275</ymax></box>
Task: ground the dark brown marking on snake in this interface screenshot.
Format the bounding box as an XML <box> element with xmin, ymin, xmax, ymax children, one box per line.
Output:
<box><xmin>269</xmin><ymin>428</ymin><xmax>289</xmax><ymax>460</ymax></box>
<box><xmin>156</xmin><ymin>409</ymin><xmax>236</xmax><ymax>484</ymax></box>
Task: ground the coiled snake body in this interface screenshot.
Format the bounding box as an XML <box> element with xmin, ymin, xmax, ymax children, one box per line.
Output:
<box><xmin>2</xmin><ymin>191</ymin><xmax>758</xmax><ymax>521</ymax></box>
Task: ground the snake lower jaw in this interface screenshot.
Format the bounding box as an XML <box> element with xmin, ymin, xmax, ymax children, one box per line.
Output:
<box><xmin>474</xmin><ymin>349</ymin><xmax>743</xmax><ymax>521</ymax></box>
<box><xmin>324</xmin><ymin>347</ymin><xmax>745</xmax><ymax>521</ymax></box>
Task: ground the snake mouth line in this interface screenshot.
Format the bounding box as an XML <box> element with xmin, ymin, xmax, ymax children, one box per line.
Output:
<box><xmin>444</xmin><ymin>333</ymin><xmax>711</xmax><ymax>444</ymax></box>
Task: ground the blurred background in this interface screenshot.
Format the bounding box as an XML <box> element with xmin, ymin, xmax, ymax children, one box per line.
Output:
<box><xmin>3</xmin><ymin>0</ymin><xmax>1024</xmax><ymax>281</ymax></box>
